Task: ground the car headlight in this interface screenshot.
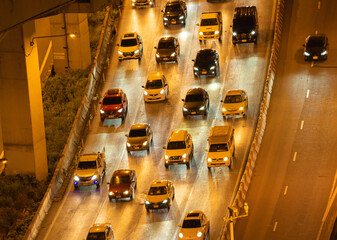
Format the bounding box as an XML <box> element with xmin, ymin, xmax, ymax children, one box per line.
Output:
<box><xmin>207</xmin><ymin>158</ymin><xmax>212</xmax><ymax>162</ymax></box>
<box><xmin>178</xmin><ymin>232</ymin><xmax>183</xmax><ymax>238</ymax></box>
<box><xmin>117</xmin><ymin>108</ymin><xmax>123</xmax><ymax>113</ymax></box>
<box><xmin>233</xmin><ymin>32</ymin><xmax>237</xmax><ymax>36</ymax></box>
<box><xmin>109</xmin><ymin>191</ymin><xmax>114</xmax><ymax>196</ymax></box>
<box><xmin>194</xmin><ymin>67</ymin><xmax>199</xmax><ymax>71</ymax></box>
<box><xmin>159</xmin><ymin>89</ymin><xmax>165</xmax><ymax>95</ymax></box>
<box><xmin>100</xmin><ymin>109</ymin><xmax>105</xmax><ymax>114</ymax></box>
<box><xmin>123</xmin><ymin>190</ymin><xmax>129</xmax><ymax>195</ymax></box>
<box><xmin>91</xmin><ymin>175</ymin><xmax>97</xmax><ymax>180</ymax></box>
<box><xmin>210</xmin><ymin>66</ymin><xmax>215</xmax><ymax>70</ymax></box>
<box><xmin>145</xmin><ymin>200</ymin><xmax>150</xmax><ymax>205</ymax></box>
<box><xmin>132</xmin><ymin>0</ymin><xmax>135</xmax><ymax>2</ymax></box>
<box><xmin>239</xmin><ymin>107</ymin><xmax>244</xmax><ymax>111</ymax></box>
<box><xmin>127</xmin><ymin>142</ymin><xmax>131</xmax><ymax>147</ymax></box>
<box><xmin>199</xmin><ymin>32</ymin><xmax>203</xmax><ymax>36</ymax></box>
<box><xmin>251</xmin><ymin>30</ymin><xmax>256</xmax><ymax>35</ymax></box>
<box><xmin>156</xmin><ymin>53</ymin><xmax>160</xmax><ymax>58</ymax></box>
<box><xmin>304</xmin><ymin>51</ymin><xmax>310</xmax><ymax>56</ymax></box>
<box><xmin>144</xmin><ymin>90</ymin><xmax>148</xmax><ymax>96</ymax></box>
<box><xmin>199</xmin><ymin>106</ymin><xmax>205</xmax><ymax>110</ymax></box>
<box><xmin>134</xmin><ymin>49</ymin><xmax>139</xmax><ymax>54</ymax></box>
<box><xmin>222</xmin><ymin>108</ymin><xmax>226</xmax><ymax>112</ymax></box>
<box><xmin>182</xmin><ymin>153</ymin><xmax>187</xmax><ymax>159</ymax></box>
<box><xmin>118</xmin><ymin>51</ymin><xmax>123</xmax><ymax>55</ymax></box>
<box><xmin>224</xmin><ymin>157</ymin><xmax>228</xmax><ymax>161</ymax></box>
<box><xmin>171</xmin><ymin>52</ymin><xmax>176</xmax><ymax>57</ymax></box>
<box><xmin>165</xmin><ymin>155</ymin><xmax>169</xmax><ymax>160</ymax></box>
<box><xmin>163</xmin><ymin>17</ymin><xmax>168</xmax><ymax>21</ymax></box>
<box><xmin>183</xmin><ymin>107</ymin><xmax>188</xmax><ymax>112</ymax></box>
<box><xmin>321</xmin><ymin>50</ymin><xmax>327</xmax><ymax>56</ymax></box>
<box><xmin>143</xmin><ymin>141</ymin><xmax>148</xmax><ymax>146</ymax></box>
<box><xmin>179</xmin><ymin>15</ymin><xmax>184</xmax><ymax>20</ymax></box>
<box><xmin>215</xmin><ymin>30</ymin><xmax>219</xmax><ymax>35</ymax></box>
<box><xmin>74</xmin><ymin>176</ymin><xmax>79</xmax><ymax>181</ymax></box>
<box><xmin>197</xmin><ymin>231</ymin><xmax>202</xmax><ymax>237</ymax></box>
<box><xmin>162</xmin><ymin>199</ymin><xmax>168</xmax><ymax>204</ymax></box>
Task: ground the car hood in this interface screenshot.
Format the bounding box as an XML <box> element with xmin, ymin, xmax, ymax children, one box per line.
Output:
<box><xmin>75</xmin><ymin>169</ymin><xmax>98</xmax><ymax>177</ymax></box>
<box><xmin>222</xmin><ymin>102</ymin><xmax>244</xmax><ymax>110</ymax></box>
<box><xmin>305</xmin><ymin>47</ymin><xmax>325</xmax><ymax>55</ymax></box>
<box><xmin>144</xmin><ymin>88</ymin><xmax>164</xmax><ymax>95</ymax></box>
<box><xmin>157</xmin><ymin>49</ymin><xmax>175</xmax><ymax>57</ymax></box>
<box><xmin>164</xmin><ymin>11</ymin><xmax>183</xmax><ymax>17</ymax></box>
<box><xmin>109</xmin><ymin>183</ymin><xmax>130</xmax><ymax>192</ymax></box>
<box><xmin>128</xmin><ymin>136</ymin><xmax>148</xmax><ymax>145</ymax></box>
<box><xmin>194</xmin><ymin>61</ymin><xmax>215</xmax><ymax>69</ymax></box>
<box><xmin>233</xmin><ymin>25</ymin><xmax>254</xmax><ymax>34</ymax></box>
<box><xmin>184</xmin><ymin>101</ymin><xmax>204</xmax><ymax>109</ymax></box>
<box><xmin>207</xmin><ymin>151</ymin><xmax>230</xmax><ymax>159</ymax></box>
<box><xmin>165</xmin><ymin>148</ymin><xmax>188</xmax><ymax>157</ymax></box>
<box><xmin>146</xmin><ymin>194</ymin><xmax>168</xmax><ymax>203</ymax></box>
<box><xmin>199</xmin><ymin>25</ymin><xmax>219</xmax><ymax>32</ymax></box>
<box><xmin>101</xmin><ymin>104</ymin><xmax>123</xmax><ymax>111</ymax></box>
<box><xmin>119</xmin><ymin>45</ymin><xmax>139</xmax><ymax>53</ymax></box>
<box><xmin>179</xmin><ymin>227</ymin><xmax>203</xmax><ymax>239</ymax></box>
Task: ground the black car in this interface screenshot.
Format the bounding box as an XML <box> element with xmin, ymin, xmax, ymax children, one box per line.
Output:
<box><xmin>193</xmin><ymin>49</ymin><xmax>219</xmax><ymax>77</ymax></box>
<box><xmin>154</xmin><ymin>37</ymin><xmax>180</xmax><ymax>63</ymax></box>
<box><xmin>182</xmin><ymin>88</ymin><xmax>209</xmax><ymax>117</ymax></box>
<box><xmin>231</xmin><ymin>6</ymin><xmax>258</xmax><ymax>44</ymax></box>
<box><xmin>303</xmin><ymin>34</ymin><xmax>328</xmax><ymax>61</ymax></box>
<box><xmin>162</xmin><ymin>0</ymin><xmax>187</xmax><ymax>27</ymax></box>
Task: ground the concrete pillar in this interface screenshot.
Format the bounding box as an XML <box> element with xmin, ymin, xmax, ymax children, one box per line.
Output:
<box><xmin>0</xmin><ymin>21</ymin><xmax>48</xmax><ymax>180</ymax></box>
<box><xmin>50</xmin><ymin>13</ymin><xmax>91</xmax><ymax>72</ymax></box>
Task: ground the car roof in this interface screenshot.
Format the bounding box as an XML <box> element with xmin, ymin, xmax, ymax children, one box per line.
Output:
<box><xmin>79</xmin><ymin>154</ymin><xmax>98</xmax><ymax>162</ymax></box>
<box><xmin>226</xmin><ymin>89</ymin><xmax>244</xmax><ymax>96</ymax></box>
<box><xmin>88</xmin><ymin>223</ymin><xmax>111</xmax><ymax>233</ymax></box>
<box><xmin>184</xmin><ymin>210</ymin><xmax>203</xmax><ymax>220</ymax></box>
<box><xmin>122</xmin><ymin>32</ymin><xmax>137</xmax><ymax>39</ymax></box>
<box><xmin>187</xmin><ymin>88</ymin><xmax>205</xmax><ymax>95</ymax></box>
<box><xmin>307</xmin><ymin>34</ymin><xmax>326</xmax><ymax>41</ymax></box>
<box><xmin>201</xmin><ymin>12</ymin><xmax>218</xmax><ymax>19</ymax></box>
<box><xmin>150</xmin><ymin>180</ymin><xmax>171</xmax><ymax>187</ymax></box>
<box><xmin>169</xmin><ymin>130</ymin><xmax>188</xmax><ymax>141</ymax></box>
<box><xmin>104</xmin><ymin>88</ymin><xmax>123</xmax><ymax>97</ymax></box>
<box><xmin>130</xmin><ymin>123</ymin><xmax>148</xmax><ymax>130</ymax></box>
<box><xmin>159</xmin><ymin>36</ymin><xmax>176</xmax><ymax>42</ymax></box>
<box><xmin>234</xmin><ymin>6</ymin><xmax>257</xmax><ymax>18</ymax></box>
<box><xmin>197</xmin><ymin>49</ymin><xmax>216</xmax><ymax>55</ymax></box>
<box><xmin>147</xmin><ymin>71</ymin><xmax>164</xmax><ymax>81</ymax></box>
<box><xmin>166</xmin><ymin>0</ymin><xmax>182</xmax><ymax>5</ymax></box>
<box><xmin>112</xmin><ymin>169</ymin><xmax>133</xmax><ymax>176</ymax></box>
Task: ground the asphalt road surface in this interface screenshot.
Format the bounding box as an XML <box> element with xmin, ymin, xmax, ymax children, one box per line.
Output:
<box><xmin>235</xmin><ymin>0</ymin><xmax>337</xmax><ymax>239</ymax></box>
<box><xmin>36</xmin><ymin>0</ymin><xmax>276</xmax><ymax>239</ymax></box>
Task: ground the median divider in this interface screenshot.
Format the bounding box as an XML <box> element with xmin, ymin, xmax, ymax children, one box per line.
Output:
<box><xmin>24</xmin><ymin>6</ymin><xmax>120</xmax><ymax>240</ymax></box>
<box><xmin>220</xmin><ymin>0</ymin><xmax>285</xmax><ymax>239</ymax></box>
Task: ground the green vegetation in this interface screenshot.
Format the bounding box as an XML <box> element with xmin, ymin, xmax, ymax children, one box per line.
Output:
<box><xmin>88</xmin><ymin>9</ymin><xmax>107</xmax><ymax>60</ymax></box>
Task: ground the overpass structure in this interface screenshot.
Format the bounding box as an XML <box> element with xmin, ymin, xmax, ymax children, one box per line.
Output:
<box><xmin>0</xmin><ymin>0</ymin><xmax>112</xmax><ymax>180</ymax></box>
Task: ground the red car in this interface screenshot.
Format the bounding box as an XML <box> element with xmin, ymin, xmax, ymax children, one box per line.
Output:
<box><xmin>108</xmin><ymin>169</ymin><xmax>137</xmax><ymax>201</ymax></box>
<box><xmin>100</xmin><ymin>89</ymin><xmax>128</xmax><ymax>122</ymax></box>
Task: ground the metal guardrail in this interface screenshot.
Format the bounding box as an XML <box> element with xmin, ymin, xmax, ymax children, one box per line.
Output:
<box><xmin>220</xmin><ymin>0</ymin><xmax>285</xmax><ymax>239</ymax></box>
<box><xmin>23</xmin><ymin>6</ymin><xmax>119</xmax><ymax>240</ymax></box>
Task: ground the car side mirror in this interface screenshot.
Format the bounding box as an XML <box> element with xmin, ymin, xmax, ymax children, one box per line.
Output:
<box><xmin>125</xmin><ymin>134</ymin><xmax>128</xmax><ymax>137</ymax></box>
<box><xmin>192</xmin><ymin>59</ymin><xmax>195</xmax><ymax>62</ymax></box>
<box><xmin>154</xmin><ymin>46</ymin><xmax>157</xmax><ymax>49</ymax></box>
<box><xmin>202</xmin><ymin>224</ymin><xmax>206</xmax><ymax>227</ymax></box>
<box><xmin>302</xmin><ymin>44</ymin><xmax>305</xmax><ymax>47</ymax></box>
<box><xmin>178</xmin><ymin>224</ymin><xmax>182</xmax><ymax>227</ymax></box>
<box><xmin>196</xmin><ymin>23</ymin><xmax>199</xmax><ymax>26</ymax></box>
<box><xmin>117</xmin><ymin>43</ymin><xmax>120</xmax><ymax>46</ymax></box>
<box><xmin>181</xmin><ymin>99</ymin><xmax>185</xmax><ymax>101</ymax></box>
<box><xmin>141</xmin><ymin>86</ymin><xmax>144</xmax><ymax>88</ymax></box>
<box><xmin>165</xmin><ymin>84</ymin><xmax>168</xmax><ymax>86</ymax></box>
<box><xmin>220</xmin><ymin>100</ymin><xmax>223</xmax><ymax>102</ymax></box>
<box><xmin>205</xmin><ymin>149</ymin><xmax>208</xmax><ymax>152</ymax></box>
<box><xmin>99</xmin><ymin>101</ymin><xmax>102</xmax><ymax>104</ymax></box>
<box><xmin>161</xmin><ymin>9</ymin><xmax>164</xmax><ymax>12</ymax></box>
<box><xmin>163</xmin><ymin>146</ymin><xmax>166</xmax><ymax>149</ymax></box>
<box><xmin>230</xmin><ymin>25</ymin><xmax>233</xmax><ymax>28</ymax></box>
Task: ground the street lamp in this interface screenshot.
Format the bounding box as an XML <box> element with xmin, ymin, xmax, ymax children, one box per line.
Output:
<box><xmin>30</xmin><ymin>33</ymin><xmax>76</xmax><ymax>46</ymax></box>
<box><xmin>224</xmin><ymin>203</ymin><xmax>249</xmax><ymax>240</ymax></box>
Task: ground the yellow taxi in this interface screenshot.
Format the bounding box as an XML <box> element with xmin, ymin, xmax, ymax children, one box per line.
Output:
<box><xmin>178</xmin><ymin>211</ymin><xmax>209</xmax><ymax>240</ymax></box>
<box><xmin>221</xmin><ymin>90</ymin><xmax>248</xmax><ymax>119</ymax></box>
<box><xmin>145</xmin><ymin>180</ymin><xmax>175</xmax><ymax>212</ymax></box>
<box><xmin>142</xmin><ymin>71</ymin><xmax>169</xmax><ymax>102</ymax></box>
<box><xmin>117</xmin><ymin>32</ymin><xmax>143</xmax><ymax>61</ymax></box>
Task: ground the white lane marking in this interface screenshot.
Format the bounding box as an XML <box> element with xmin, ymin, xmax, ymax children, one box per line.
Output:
<box><xmin>306</xmin><ymin>89</ymin><xmax>310</xmax><ymax>98</ymax></box>
<box><xmin>273</xmin><ymin>221</ymin><xmax>278</xmax><ymax>231</ymax></box>
<box><xmin>318</xmin><ymin>1</ymin><xmax>321</xmax><ymax>9</ymax></box>
<box><xmin>300</xmin><ymin>121</ymin><xmax>304</xmax><ymax>130</ymax></box>
<box><xmin>329</xmin><ymin>169</ymin><xmax>337</xmax><ymax>200</ymax></box>
<box><xmin>293</xmin><ymin>152</ymin><xmax>297</xmax><ymax>162</ymax></box>
<box><xmin>284</xmin><ymin>186</ymin><xmax>288</xmax><ymax>195</ymax></box>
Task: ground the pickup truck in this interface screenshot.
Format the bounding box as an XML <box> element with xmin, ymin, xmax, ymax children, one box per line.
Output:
<box><xmin>198</xmin><ymin>12</ymin><xmax>222</xmax><ymax>42</ymax></box>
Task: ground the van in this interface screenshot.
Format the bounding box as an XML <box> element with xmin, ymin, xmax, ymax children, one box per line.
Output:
<box><xmin>205</xmin><ymin>126</ymin><xmax>235</xmax><ymax>169</ymax></box>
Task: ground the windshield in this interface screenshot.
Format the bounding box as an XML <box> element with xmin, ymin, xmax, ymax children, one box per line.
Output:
<box><xmin>233</xmin><ymin>16</ymin><xmax>255</xmax><ymax>29</ymax></box>
<box><xmin>224</xmin><ymin>95</ymin><xmax>242</xmax><ymax>103</ymax></box>
<box><xmin>209</xmin><ymin>144</ymin><xmax>228</xmax><ymax>152</ymax></box>
<box><xmin>111</xmin><ymin>175</ymin><xmax>130</xmax><ymax>185</ymax></box>
<box><xmin>200</xmin><ymin>18</ymin><xmax>218</xmax><ymax>26</ymax></box>
<box><xmin>196</xmin><ymin>52</ymin><xmax>214</xmax><ymax>63</ymax></box>
<box><xmin>129</xmin><ymin>129</ymin><xmax>147</xmax><ymax>137</ymax></box>
<box><xmin>185</xmin><ymin>94</ymin><xmax>204</xmax><ymax>102</ymax></box>
<box><xmin>148</xmin><ymin>186</ymin><xmax>167</xmax><ymax>195</ymax></box>
<box><xmin>78</xmin><ymin>160</ymin><xmax>97</xmax><ymax>169</ymax></box>
<box><xmin>121</xmin><ymin>38</ymin><xmax>137</xmax><ymax>47</ymax></box>
<box><xmin>167</xmin><ymin>141</ymin><xmax>186</xmax><ymax>149</ymax></box>
<box><xmin>86</xmin><ymin>232</ymin><xmax>105</xmax><ymax>240</ymax></box>
<box><xmin>158</xmin><ymin>41</ymin><xmax>175</xmax><ymax>49</ymax></box>
<box><xmin>145</xmin><ymin>79</ymin><xmax>163</xmax><ymax>89</ymax></box>
<box><xmin>165</xmin><ymin>4</ymin><xmax>182</xmax><ymax>12</ymax></box>
<box><xmin>182</xmin><ymin>219</ymin><xmax>201</xmax><ymax>228</ymax></box>
<box><xmin>307</xmin><ymin>37</ymin><xmax>324</xmax><ymax>48</ymax></box>
<box><xmin>102</xmin><ymin>96</ymin><xmax>122</xmax><ymax>105</ymax></box>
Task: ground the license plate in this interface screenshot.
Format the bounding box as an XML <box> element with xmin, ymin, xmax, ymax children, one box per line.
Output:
<box><xmin>108</xmin><ymin>115</ymin><xmax>115</xmax><ymax>118</ymax></box>
<box><xmin>191</xmin><ymin>111</ymin><xmax>196</xmax><ymax>114</ymax></box>
<box><xmin>313</xmin><ymin>56</ymin><xmax>318</xmax><ymax>59</ymax></box>
<box><xmin>202</xmin><ymin>71</ymin><xmax>207</xmax><ymax>74</ymax></box>
<box><xmin>163</xmin><ymin>58</ymin><xmax>168</xmax><ymax>60</ymax></box>
<box><xmin>242</xmin><ymin>39</ymin><xmax>247</xmax><ymax>42</ymax></box>
<box><xmin>172</xmin><ymin>20</ymin><xmax>176</xmax><ymax>24</ymax></box>
<box><xmin>153</xmin><ymin>205</ymin><xmax>158</xmax><ymax>208</ymax></box>
<box><xmin>135</xmin><ymin>147</ymin><xmax>139</xmax><ymax>149</ymax></box>
<box><xmin>116</xmin><ymin>195</ymin><xmax>121</xmax><ymax>198</ymax></box>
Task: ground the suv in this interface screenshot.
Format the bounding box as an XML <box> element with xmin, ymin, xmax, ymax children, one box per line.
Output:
<box><xmin>117</xmin><ymin>32</ymin><xmax>143</xmax><ymax>61</ymax></box>
<box><xmin>163</xmin><ymin>130</ymin><xmax>194</xmax><ymax>169</ymax></box>
<box><xmin>108</xmin><ymin>169</ymin><xmax>137</xmax><ymax>201</ymax></box>
<box><xmin>162</xmin><ymin>0</ymin><xmax>187</xmax><ymax>26</ymax></box>
<box><xmin>155</xmin><ymin>37</ymin><xmax>180</xmax><ymax>63</ymax></box>
<box><xmin>86</xmin><ymin>223</ymin><xmax>114</xmax><ymax>240</ymax></box>
<box><xmin>145</xmin><ymin>180</ymin><xmax>175</xmax><ymax>212</ymax></box>
<box><xmin>125</xmin><ymin>123</ymin><xmax>153</xmax><ymax>153</ymax></box>
<box><xmin>178</xmin><ymin>211</ymin><xmax>210</xmax><ymax>240</ymax></box>
<box><xmin>303</xmin><ymin>34</ymin><xmax>328</xmax><ymax>61</ymax></box>
<box><xmin>100</xmin><ymin>89</ymin><xmax>128</xmax><ymax>123</ymax></box>
<box><xmin>193</xmin><ymin>49</ymin><xmax>219</xmax><ymax>77</ymax></box>
<box><xmin>231</xmin><ymin>6</ymin><xmax>258</xmax><ymax>44</ymax></box>
<box><xmin>132</xmin><ymin>0</ymin><xmax>154</xmax><ymax>8</ymax></box>
<box><xmin>221</xmin><ymin>90</ymin><xmax>248</xmax><ymax>118</ymax></box>
<box><xmin>182</xmin><ymin>88</ymin><xmax>209</xmax><ymax>117</ymax></box>
<box><xmin>142</xmin><ymin>72</ymin><xmax>169</xmax><ymax>102</ymax></box>
<box><xmin>198</xmin><ymin>12</ymin><xmax>222</xmax><ymax>41</ymax></box>
<box><xmin>205</xmin><ymin>126</ymin><xmax>235</xmax><ymax>169</ymax></box>
<box><xmin>74</xmin><ymin>152</ymin><xmax>106</xmax><ymax>189</ymax></box>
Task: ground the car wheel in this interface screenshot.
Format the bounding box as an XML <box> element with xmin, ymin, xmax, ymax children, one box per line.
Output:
<box><xmin>121</xmin><ymin>115</ymin><xmax>125</xmax><ymax>123</ymax></box>
<box><xmin>207</xmin><ymin>167</ymin><xmax>211</xmax><ymax>171</ymax></box>
<box><xmin>74</xmin><ymin>185</ymin><xmax>79</xmax><ymax>190</ymax></box>
<box><xmin>232</xmin><ymin>41</ymin><xmax>236</xmax><ymax>45</ymax></box>
<box><xmin>165</xmin><ymin>164</ymin><xmax>169</xmax><ymax>169</ymax></box>
<box><xmin>96</xmin><ymin>182</ymin><xmax>100</xmax><ymax>189</ymax></box>
<box><xmin>183</xmin><ymin>113</ymin><xmax>187</xmax><ymax>118</ymax></box>
<box><xmin>146</xmin><ymin>208</ymin><xmax>150</xmax><ymax>213</ymax></box>
<box><xmin>100</xmin><ymin>117</ymin><xmax>104</xmax><ymax>122</ymax></box>
<box><xmin>172</xmin><ymin>193</ymin><xmax>175</xmax><ymax>200</ymax></box>
<box><xmin>186</xmin><ymin>161</ymin><xmax>190</xmax><ymax>169</ymax></box>
<box><xmin>118</xmin><ymin>59</ymin><xmax>122</xmax><ymax>62</ymax></box>
<box><xmin>167</xmin><ymin>205</ymin><xmax>170</xmax><ymax>211</ymax></box>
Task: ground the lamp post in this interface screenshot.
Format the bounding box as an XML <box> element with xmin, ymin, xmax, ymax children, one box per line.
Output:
<box><xmin>224</xmin><ymin>203</ymin><xmax>249</xmax><ymax>240</ymax></box>
<box><xmin>30</xmin><ymin>33</ymin><xmax>76</xmax><ymax>46</ymax></box>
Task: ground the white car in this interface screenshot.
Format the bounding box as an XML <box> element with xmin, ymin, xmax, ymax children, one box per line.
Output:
<box><xmin>178</xmin><ymin>211</ymin><xmax>210</xmax><ymax>240</ymax></box>
<box><xmin>142</xmin><ymin>71</ymin><xmax>169</xmax><ymax>102</ymax></box>
<box><xmin>145</xmin><ymin>180</ymin><xmax>175</xmax><ymax>212</ymax></box>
